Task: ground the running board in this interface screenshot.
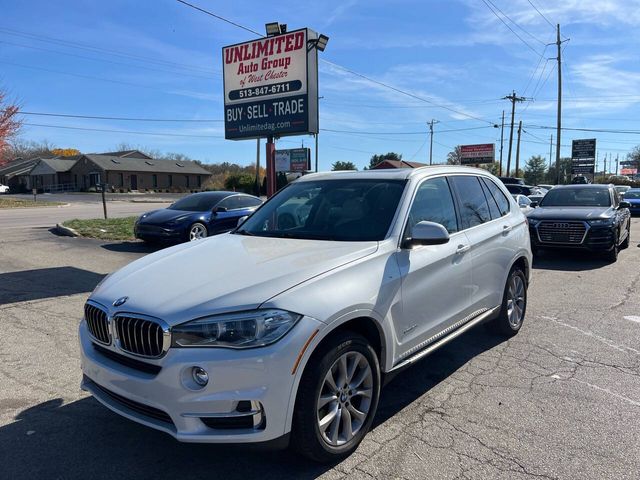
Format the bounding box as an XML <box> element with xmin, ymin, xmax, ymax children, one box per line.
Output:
<box><xmin>390</xmin><ymin>306</ymin><xmax>500</xmax><ymax>371</ymax></box>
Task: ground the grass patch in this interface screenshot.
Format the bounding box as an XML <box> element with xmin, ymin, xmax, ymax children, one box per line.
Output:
<box><xmin>0</xmin><ymin>197</ymin><xmax>64</xmax><ymax>208</ymax></box>
<box><xmin>63</xmin><ymin>216</ymin><xmax>137</xmax><ymax>240</ymax></box>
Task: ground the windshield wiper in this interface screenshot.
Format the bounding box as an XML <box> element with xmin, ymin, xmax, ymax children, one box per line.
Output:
<box><xmin>234</xmin><ymin>229</ymin><xmax>255</xmax><ymax>236</ymax></box>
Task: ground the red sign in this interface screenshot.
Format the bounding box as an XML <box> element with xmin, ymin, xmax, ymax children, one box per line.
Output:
<box><xmin>460</xmin><ymin>144</ymin><xmax>495</xmax><ymax>165</ymax></box>
<box><xmin>620</xmin><ymin>168</ymin><xmax>637</xmax><ymax>175</ymax></box>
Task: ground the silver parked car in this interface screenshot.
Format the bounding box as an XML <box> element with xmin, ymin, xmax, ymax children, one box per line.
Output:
<box><xmin>79</xmin><ymin>166</ymin><xmax>532</xmax><ymax>462</ymax></box>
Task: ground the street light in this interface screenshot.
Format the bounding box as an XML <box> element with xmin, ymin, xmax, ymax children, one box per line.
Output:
<box><xmin>265</xmin><ymin>22</ymin><xmax>282</xmax><ymax>36</ymax></box>
<box><xmin>307</xmin><ymin>34</ymin><xmax>330</xmax><ymax>52</ymax></box>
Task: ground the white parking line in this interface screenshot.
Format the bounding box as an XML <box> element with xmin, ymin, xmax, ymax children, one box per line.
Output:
<box><xmin>539</xmin><ymin>315</ymin><xmax>640</xmax><ymax>355</ymax></box>
<box><xmin>572</xmin><ymin>378</ymin><xmax>640</xmax><ymax>407</ymax></box>
<box><xmin>624</xmin><ymin>315</ymin><xmax>640</xmax><ymax>324</ymax></box>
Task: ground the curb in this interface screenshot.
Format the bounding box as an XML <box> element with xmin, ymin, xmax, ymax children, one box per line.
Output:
<box><xmin>55</xmin><ymin>223</ymin><xmax>79</xmax><ymax>237</ymax></box>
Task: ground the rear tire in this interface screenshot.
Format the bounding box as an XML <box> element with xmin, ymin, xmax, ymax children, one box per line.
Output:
<box><xmin>489</xmin><ymin>266</ymin><xmax>527</xmax><ymax>337</ymax></box>
<box><xmin>621</xmin><ymin>225</ymin><xmax>630</xmax><ymax>249</ymax></box>
<box><xmin>291</xmin><ymin>332</ymin><xmax>381</xmax><ymax>463</ymax></box>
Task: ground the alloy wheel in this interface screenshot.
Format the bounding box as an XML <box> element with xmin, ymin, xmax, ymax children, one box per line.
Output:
<box><xmin>316</xmin><ymin>351</ymin><xmax>373</xmax><ymax>447</ymax></box>
<box><xmin>189</xmin><ymin>224</ymin><xmax>207</xmax><ymax>241</ymax></box>
<box><xmin>506</xmin><ymin>274</ymin><xmax>525</xmax><ymax>329</ymax></box>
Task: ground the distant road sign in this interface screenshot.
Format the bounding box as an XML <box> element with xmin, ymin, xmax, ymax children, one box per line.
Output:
<box><xmin>571</xmin><ymin>139</ymin><xmax>596</xmax><ymax>160</ymax></box>
<box><xmin>460</xmin><ymin>143</ymin><xmax>495</xmax><ymax>165</ymax></box>
<box><xmin>275</xmin><ymin>148</ymin><xmax>311</xmax><ymax>172</ymax></box>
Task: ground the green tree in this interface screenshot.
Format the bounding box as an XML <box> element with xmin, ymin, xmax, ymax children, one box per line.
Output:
<box><xmin>479</xmin><ymin>162</ymin><xmax>500</xmax><ymax>175</ymax></box>
<box><xmin>627</xmin><ymin>145</ymin><xmax>640</xmax><ymax>165</ymax></box>
<box><xmin>331</xmin><ymin>161</ymin><xmax>357</xmax><ymax>171</ymax></box>
<box><xmin>545</xmin><ymin>157</ymin><xmax>572</xmax><ymax>184</ymax></box>
<box><xmin>366</xmin><ymin>152</ymin><xmax>402</xmax><ymax>169</ymax></box>
<box><xmin>446</xmin><ymin>146</ymin><xmax>462</xmax><ymax>165</ymax></box>
<box><xmin>523</xmin><ymin>155</ymin><xmax>547</xmax><ymax>185</ymax></box>
<box><xmin>224</xmin><ymin>173</ymin><xmax>255</xmax><ymax>193</ymax></box>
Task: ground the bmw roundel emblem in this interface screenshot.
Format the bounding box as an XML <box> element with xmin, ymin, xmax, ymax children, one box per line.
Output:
<box><xmin>113</xmin><ymin>296</ymin><xmax>129</xmax><ymax>307</ymax></box>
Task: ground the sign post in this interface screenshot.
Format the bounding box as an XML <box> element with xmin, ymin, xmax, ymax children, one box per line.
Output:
<box><xmin>460</xmin><ymin>144</ymin><xmax>495</xmax><ymax>166</ymax></box>
<box><xmin>222</xmin><ymin>27</ymin><xmax>323</xmax><ymax>197</ymax></box>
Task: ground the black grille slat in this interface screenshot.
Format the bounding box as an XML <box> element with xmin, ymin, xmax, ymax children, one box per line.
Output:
<box><xmin>93</xmin><ymin>344</ymin><xmax>162</xmax><ymax>375</ymax></box>
<box><xmin>84</xmin><ymin>303</ymin><xmax>110</xmax><ymax>344</ymax></box>
<box><xmin>538</xmin><ymin>221</ymin><xmax>587</xmax><ymax>244</ymax></box>
<box><xmin>91</xmin><ymin>380</ymin><xmax>173</xmax><ymax>424</ymax></box>
<box><xmin>114</xmin><ymin>315</ymin><xmax>164</xmax><ymax>357</ymax></box>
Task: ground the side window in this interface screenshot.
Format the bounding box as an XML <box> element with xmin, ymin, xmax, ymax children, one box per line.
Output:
<box><xmin>217</xmin><ymin>196</ymin><xmax>240</xmax><ymax>210</ymax></box>
<box><xmin>481</xmin><ymin>178</ymin><xmax>511</xmax><ymax>216</ymax></box>
<box><xmin>236</xmin><ymin>196</ymin><xmax>262</xmax><ymax>208</ymax></box>
<box><xmin>479</xmin><ymin>178</ymin><xmax>501</xmax><ymax>220</ymax></box>
<box><xmin>450</xmin><ymin>176</ymin><xmax>492</xmax><ymax>229</ymax></box>
<box><xmin>406</xmin><ymin>177</ymin><xmax>458</xmax><ymax>235</ymax></box>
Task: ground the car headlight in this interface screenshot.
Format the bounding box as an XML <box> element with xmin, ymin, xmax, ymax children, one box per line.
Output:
<box><xmin>166</xmin><ymin>215</ymin><xmax>190</xmax><ymax>225</ymax></box>
<box><xmin>171</xmin><ymin>309</ymin><xmax>301</xmax><ymax>348</ymax></box>
<box><xmin>588</xmin><ymin>218</ymin><xmax>615</xmax><ymax>226</ymax></box>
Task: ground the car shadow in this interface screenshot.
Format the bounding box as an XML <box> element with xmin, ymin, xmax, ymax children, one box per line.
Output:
<box><xmin>0</xmin><ymin>267</ymin><xmax>106</xmax><ymax>305</ymax></box>
<box><xmin>532</xmin><ymin>249</ymin><xmax>612</xmax><ymax>271</ymax></box>
<box><xmin>100</xmin><ymin>241</ymin><xmax>166</xmax><ymax>253</ymax></box>
<box><xmin>0</xmin><ymin>325</ymin><xmax>505</xmax><ymax>480</ymax></box>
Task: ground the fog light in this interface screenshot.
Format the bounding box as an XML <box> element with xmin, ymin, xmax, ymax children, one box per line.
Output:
<box><xmin>192</xmin><ymin>367</ymin><xmax>209</xmax><ymax>386</ymax></box>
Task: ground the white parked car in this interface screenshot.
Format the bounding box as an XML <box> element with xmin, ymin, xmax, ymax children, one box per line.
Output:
<box><xmin>79</xmin><ymin>167</ymin><xmax>532</xmax><ymax>462</ymax></box>
<box><xmin>0</xmin><ymin>183</ymin><xmax>9</xmax><ymax>194</ymax></box>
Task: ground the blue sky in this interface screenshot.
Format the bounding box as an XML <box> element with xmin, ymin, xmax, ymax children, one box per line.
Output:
<box><xmin>2</xmin><ymin>0</ymin><xmax>640</xmax><ymax>171</ymax></box>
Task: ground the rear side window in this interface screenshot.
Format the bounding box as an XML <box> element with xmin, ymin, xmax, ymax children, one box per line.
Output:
<box><xmin>479</xmin><ymin>179</ymin><xmax>501</xmax><ymax>219</ymax></box>
<box><xmin>450</xmin><ymin>176</ymin><xmax>492</xmax><ymax>229</ymax></box>
<box><xmin>481</xmin><ymin>178</ymin><xmax>511</xmax><ymax>216</ymax></box>
<box><xmin>235</xmin><ymin>196</ymin><xmax>262</xmax><ymax>208</ymax></box>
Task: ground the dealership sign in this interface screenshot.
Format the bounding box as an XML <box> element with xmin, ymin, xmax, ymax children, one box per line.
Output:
<box><xmin>460</xmin><ymin>144</ymin><xmax>495</xmax><ymax>165</ymax></box>
<box><xmin>223</xmin><ymin>28</ymin><xmax>319</xmax><ymax>140</ymax></box>
<box><xmin>275</xmin><ymin>148</ymin><xmax>311</xmax><ymax>172</ymax></box>
<box><xmin>621</xmin><ymin>168</ymin><xmax>638</xmax><ymax>175</ymax></box>
<box><xmin>571</xmin><ymin>139</ymin><xmax>596</xmax><ymax>175</ymax></box>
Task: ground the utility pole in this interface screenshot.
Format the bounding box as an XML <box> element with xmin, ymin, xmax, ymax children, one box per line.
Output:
<box><xmin>515</xmin><ymin>120</ymin><xmax>523</xmax><ymax>176</ymax></box>
<box><xmin>549</xmin><ymin>134</ymin><xmax>553</xmax><ymax>171</ymax></box>
<box><xmin>255</xmin><ymin>138</ymin><xmax>261</xmax><ymax>196</ymax></box>
<box><xmin>427</xmin><ymin>119</ymin><xmax>439</xmax><ymax>165</ymax></box>
<box><xmin>315</xmin><ymin>134</ymin><xmax>319</xmax><ymax>172</ymax></box>
<box><xmin>554</xmin><ymin>24</ymin><xmax>568</xmax><ymax>184</ymax></box>
<box><xmin>499</xmin><ymin>110</ymin><xmax>505</xmax><ymax>176</ymax></box>
<box><xmin>503</xmin><ymin>91</ymin><xmax>526</xmax><ymax>176</ymax></box>
<box><xmin>615</xmin><ymin>154</ymin><xmax>619</xmax><ymax>175</ymax></box>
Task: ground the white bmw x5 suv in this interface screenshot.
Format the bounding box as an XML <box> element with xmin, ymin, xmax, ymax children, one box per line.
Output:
<box><xmin>79</xmin><ymin>166</ymin><xmax>531</xmax><ymax>462</ymax></box>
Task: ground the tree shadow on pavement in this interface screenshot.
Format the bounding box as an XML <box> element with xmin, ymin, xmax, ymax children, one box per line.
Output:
<box><xmin>0</xmin><ymin>267</ymin><xmax>105</xmax><ymax>305</ymax></box>
<box><xmin>0</xmin><ymin>325</ymin><xmax>506</xmax><ymax>480</ymax></box>
<box><xmin>532</xmin><ymin>249</ymin><xmax>612</xmax><ymax>271</ymax></box>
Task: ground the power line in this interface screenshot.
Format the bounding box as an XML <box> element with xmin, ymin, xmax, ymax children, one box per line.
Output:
<box><xmin>525</xmin><ymin>0</ymin><xmax>556</xmax><ymax>29</ymax></box>
<box><xmin>484</xmin><ymin>0</ymin><xmax>546</xmax><ymax>45</ymax></box>
<box><xmin>11</xmin><ymin>110</ymin><xmax>223</xmax><ymax>122</ymax></box>
<box><xmin>479</xmin><ymin>0</ymin><xmax>544</xmax><ymax>56</ymax></box>
<box><xmin>525</xmin><ymin>124</ymin><xmax>640</xmax><ymax>135</ymax></box>
<box><xmin>320</xmin><ymin>126</ymin><xmax>494</xmax><ymax>135</ymax></box>
<box><xmin>175</xmin><ymin>0</ymin><xmax>495</xmax><ymax>125</ymax></box>
<box><xmin>0</xmin><ymin>26</ymin><xmax>217</xmax><ymax>75</ymax></box>
<box><xmin>21</xmin><ymin>122</ymin><xmax>224</xmax><ymax>139</ymax></box>
<box><xmin>0</xmin><ymin>39</ymin><xmax>219</xmax><ymax>80</ymax></box>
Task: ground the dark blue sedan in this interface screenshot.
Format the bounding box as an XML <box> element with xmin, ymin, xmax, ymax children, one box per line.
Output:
<box><xmin>134</xmin><ymin>191</ymin><xmax>262</xmax><ymax>243</ymax></box>
<box><xmin>624</xmin><ymin>188</ymin><xmax>640</xmax><ymax>215</ymax></box>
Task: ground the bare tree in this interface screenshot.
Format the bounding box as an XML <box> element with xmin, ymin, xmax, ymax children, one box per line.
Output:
<box><xmin>0</xmin><ymin>90</ymin><xmax>22</xmax><ymax>165</ymax></box>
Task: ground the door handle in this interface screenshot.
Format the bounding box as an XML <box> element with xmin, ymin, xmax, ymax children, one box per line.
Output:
<box><xmin>456</xmin><ymin>244</ymin><xmax>471</xmax><ymax>254</ymax></box>
<box><xmin>502</xmin><ymin>225</ymin><xmax>512</xmax><ymax>234</ymax></box>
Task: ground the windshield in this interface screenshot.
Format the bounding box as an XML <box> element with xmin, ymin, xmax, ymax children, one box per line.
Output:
<box><xmin>235</xmin><ymin>178</ymin><xmax>406</xmax><ymax>241</ymax></box>
<box><xmin>168</xmin><ymin>194</ymin><xmax>222</xmax><ymax>212</ymax></box>
<box><xmin>540</xmin><ymin>187</ymin><xmax>612</xmax><ymax>207</ymax></box>
<box><xmin>624</xmin><ymin>190</ymin><xmax>640</xmax><ymax>199</ymax></box>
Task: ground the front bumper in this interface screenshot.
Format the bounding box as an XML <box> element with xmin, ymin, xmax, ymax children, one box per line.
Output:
<box><xmin>134</xmin><ymin>223</ymin><xmax>184</xmax><ymax>240</ymax></box>
<box><xmin>530</xmin><ymin>223</ymin><xmax>616</xmax><ymax>252</ymax></box>
<box><xmin>79</xmin><ymin>316</ymin><xmax>323</xmax><ymax>443</ymax></box>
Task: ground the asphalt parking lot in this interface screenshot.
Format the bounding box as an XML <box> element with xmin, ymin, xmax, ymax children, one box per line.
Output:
<box><xmin>1</xmin><ymin>213</ymin><xmax>639</xmax><ymax>480</ymax></box>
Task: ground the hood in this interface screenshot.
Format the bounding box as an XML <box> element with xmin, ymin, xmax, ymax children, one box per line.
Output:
<box><xmin>139</xmin><ymin>208</ymin><xmax>204</xmax><ymax>224</ymax></box>
<box><xmin>625</xmin><ymin>198</ymin><xmax>640</xmax><ymax>205</ymax></box>
<box><xmin>529</xmin><ymin>206</ymin><xmax>614</xmax><ymax>221</ymax></box>
<box><xmin>90</xmin><ymin>234</ymin><xmax>378</xmax><ymax>325</ymax></box>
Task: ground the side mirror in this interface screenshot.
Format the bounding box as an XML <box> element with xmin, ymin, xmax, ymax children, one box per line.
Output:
<box><xmin>237</xmin><ymin>216</ymin><xmax>248</xmax><ymax>227</ymax></box>
<box><xmin>530</xmin><ymin>201</ymin><xmax>538</xmax><ymax>208</ymax></box>
<box><xmin>404</xmin><ymin>221</ymin><xmax>450</xmax><ymax>248</ymax></box>
<box><xmin>619</xmin><ymin>201</ymin><xmax>631</xmax><ymax>209</ymax></box>
<box><xmin>213</xmin><ymin>206</ymin><xmax>228</xmax><ymax>214</ymax></box>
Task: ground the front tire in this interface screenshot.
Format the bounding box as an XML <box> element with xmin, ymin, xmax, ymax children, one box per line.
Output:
<box><xmin>620</xmin><ymin>225</ymin><xmax>630</xmax><ymax>249</ymax></box>
<box><xmin>292</xmin><ymin>332</ymin><xmax>381</xmax><ymax>463</ymax></box>
<box><xmin>489</xmin><ymin>266</ymin><xmax>527</xmax><ymax>337</ymax></box>
<box><xmin>188</xmin><ymin>222</ymin><xmax>208</xmax><ymax>241</ymax></box>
